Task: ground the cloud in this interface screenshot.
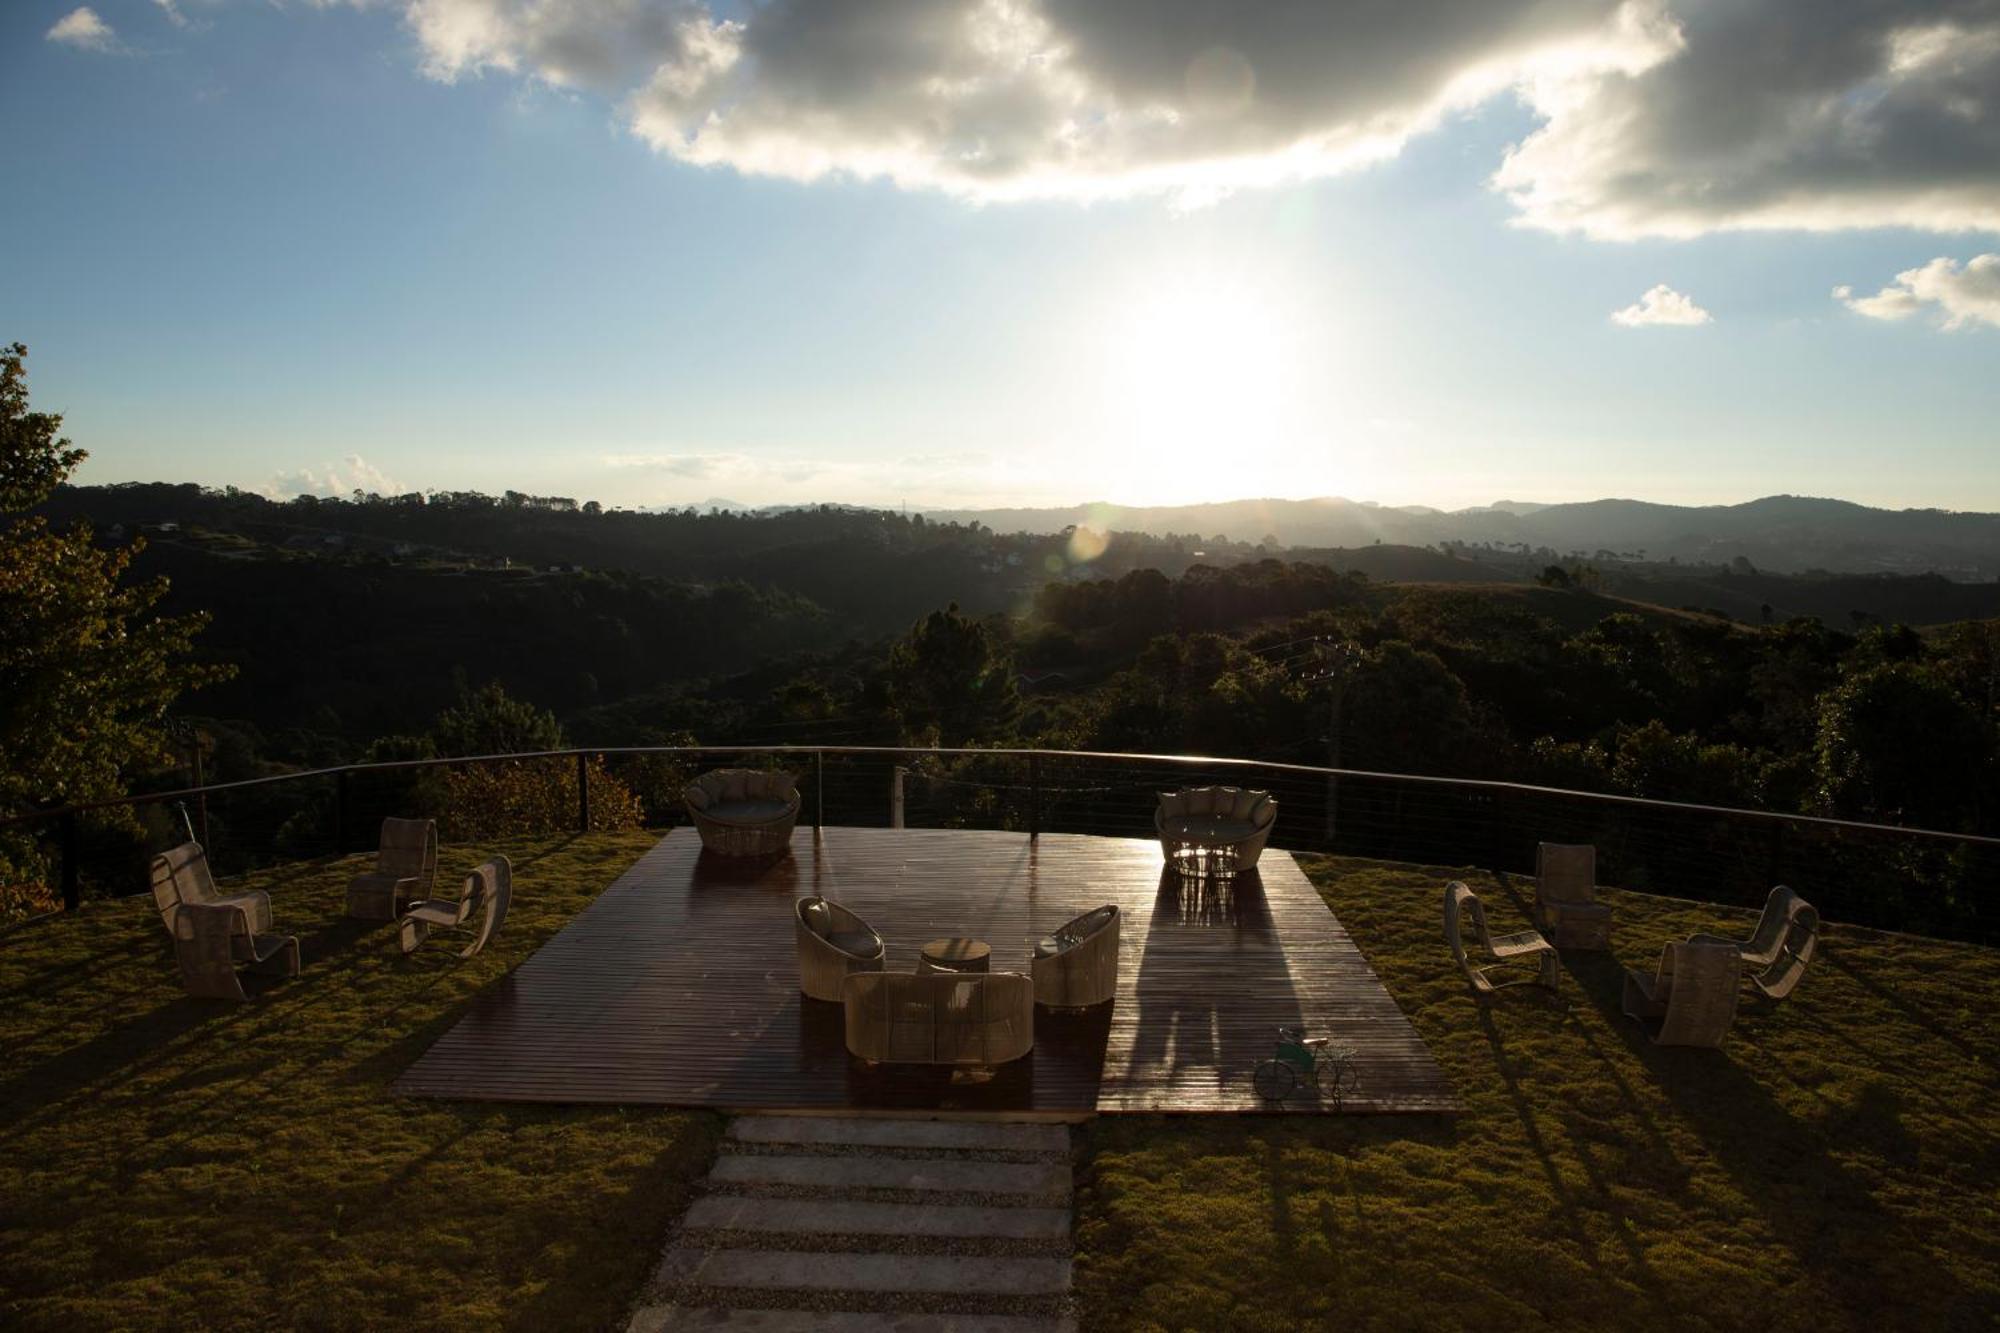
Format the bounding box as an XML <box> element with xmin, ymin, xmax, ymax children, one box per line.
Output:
<box><xmin>1836</xmin><ymin>254</ymin><xmax>2000</xmax><ymax>328</ymax></box>
<box><xmin>381</xmin><ymin>1</ymin><xmax>2000</xmax><ymax>236</ymax></box>
<box><xmin>400</xmin><ymin>0</ymin><xmax>1672</xmax><ymax>204</ymax></box>
<box><xmin>1611</xmin><ymin>283</ymin><xmax>1712</xmax><ymax>327</ymax></box>
<box><xmin>1497</xmin><ymin>1</ymin><xmax>2000</xmax><ymax>238</ymax></box>
<box><xmin>47</xmin><ymin>6</ymin><xmax>116</xmax><ymax>50</ymax></box>
<box><xmin>154</xmin><ymin>0</ymin><xmax>190</xmax><ymax>30</ymax></box>
<box><xmin>602</xmin><ymin>448</ymin><xmax>1052</xmax><ymax>507</ymax></box>
<box><xmin>265</xmin><ymin>454</ymin><xmax>402</xmax><ymax>499</ymax></box>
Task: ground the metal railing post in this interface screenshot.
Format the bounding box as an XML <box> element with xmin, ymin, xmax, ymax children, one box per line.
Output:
<box><xmin>577</xmin><ymin>752</ymin><xmax>592</xmax><ymax>832</ymax></box>
<box><xmin>891</xmin><ymin>766</ymin><xmax>905</xmax><ymax>829</ymax></box>
<box><xmin>334</xmin><ymin>770</ymin><xmax>349</xmax><ymax>855</ymax></box>
<box><xmin>60</xmin><ymin>812</ymin><xmax>79</xmax><ymax>912</ymax></box>
<box><xmin>1029</xmin><ymin>753</ymin><xmax>1041</xmax><ymax>838</ymax></box>
<box><xmin>814</xmin><ymin>750</ymin><xmax>825</xmax><ymax>830</ymax></box>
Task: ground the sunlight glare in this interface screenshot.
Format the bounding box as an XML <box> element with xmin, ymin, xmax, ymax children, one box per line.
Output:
<box><xmin>1099</xmin><ymin>274</ymin><xmax>1315</xmax><ymax>505</ymax></box>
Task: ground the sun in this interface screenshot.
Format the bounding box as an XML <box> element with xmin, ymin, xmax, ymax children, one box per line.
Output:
<box><xmin>1098</xmin><ymin>274</ymin><xmax>1307</xmax><ymax>505</ymax></box>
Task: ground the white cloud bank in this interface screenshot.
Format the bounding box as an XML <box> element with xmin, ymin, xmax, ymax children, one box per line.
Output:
<box><xmin>385</xmin><ymin>0</ymin><xmax>2000</xmax><ymax>235</ymax></box>
<box><xmin>1611</xmin><ymin>284</ymin><xmax>1712</xmax><ymax>327</ymax></box>
<box><xmin>1836</xmin><ymin>254</ymin><xmax>2000</xmax><ymax>329</ymax></box>
<box><xmin>47</xmin><ymin>6</ymin><xmax>115</xmax><ymax>51</ymax></box>
<box><xmin>266</xmin><ymin>454</ymin><xmax>402</xmax><ymax>499</ymax></box>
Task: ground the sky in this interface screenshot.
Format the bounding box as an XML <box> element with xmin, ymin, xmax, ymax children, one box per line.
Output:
<box><xmin>4</xmin><ymin>0</ymin><xmax>1998</xmax><ymax>512</ymax></box>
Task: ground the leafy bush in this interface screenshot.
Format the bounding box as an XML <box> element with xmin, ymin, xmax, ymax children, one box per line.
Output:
<box><xmin>438</xmin><ymin>755</ymin><xmax>642</xmax><ymax>841</ymax></box>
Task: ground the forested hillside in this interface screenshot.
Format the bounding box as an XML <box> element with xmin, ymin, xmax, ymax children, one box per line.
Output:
<box><xmin>18</xmin><ymin>482</ymin><xmax>1999</xmax><ymax>847</ymax></box>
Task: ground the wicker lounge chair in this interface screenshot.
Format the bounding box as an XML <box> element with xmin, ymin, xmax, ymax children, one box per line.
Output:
<box><xmin>1533</xmin><ymin>842</ymin><xmax>1615</xmax><ymax>949</ymax></box>
<box><xmin>171</xmin><ymin>899</ymin><xmax>299</xmax><ymax>1001</ymax></box>
<box><xmin>1156</xmin><ymin>786</ymin><xmax>1277</xmax><ymax>870</ymax></box>
<box><xmin>1445</xmin><ymin>881</ymin><xmax>1559</xmax><ymax>994</ymax></box>
<box><xmin>841</xmin><ymin>971</ymin><xmax>1035</xmax><ymax>1066</ymax></box>
<box><xmin>1032</xmin><ymin>904</ymin><xmax>1120</xmax><ymax>1008</ymax></box>
<box><xmin>1692</xmin><ymin>885</ymin><xmax>1819</xmax><ymax>1001</ymax></box>
<box><xmin>149</xmin><ymin>841</ymin><xmax>273</xmax><ymax>939</ymax></box>
<box><xmin>346</xmin><ymin>817</ymin><xmax>439</xmax><ymax>922</ymax></box>
<box><xmin>795</xmin><ymin>895</ymin><xmax>886</xmax><ymax>1001</ymax></box>
<box><xmin>399</xmin><ymin>856</ymin><xmax>512</xmax><ymax>958</ymax></box>
<box><xmin>685</xmin><ymin>768</ymin><xmax>801</xmax><ymax>857</ymax></box>
<box><xmin>1622</xmin><ymin>940</ymin><xmax>1742</xmax><ymax>1046</ymax></box>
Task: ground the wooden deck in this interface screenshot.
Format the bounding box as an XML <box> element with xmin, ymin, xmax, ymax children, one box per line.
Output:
<box><xmin>395</xmin><ymin>827</ymin><xmax>1458</xmax><ymax>1116</ymax></box>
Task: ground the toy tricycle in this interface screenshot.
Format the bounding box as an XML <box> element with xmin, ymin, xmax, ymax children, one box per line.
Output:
<box><xmin>1253</xmin><ymin>1025</ymin><xmax>1357</xmax><ymax>1105</ymax></box>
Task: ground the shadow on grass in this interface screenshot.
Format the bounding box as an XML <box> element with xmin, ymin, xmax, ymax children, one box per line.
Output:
<box><xmin>1565</xmin><ymin>951</ymin><xmax>1977</xmax><ymax>1315</ymax></box>
<box><xmin>1814</xmin><ymin>944</ymin><xmax>2000</xmax><ymax>1084</ymax></box>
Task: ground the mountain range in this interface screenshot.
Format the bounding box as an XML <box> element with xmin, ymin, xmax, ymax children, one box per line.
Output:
<box><xmin>921</xmin><ymin>495</ymin><xmax>2000</xmax><ymax>579</ymax></box>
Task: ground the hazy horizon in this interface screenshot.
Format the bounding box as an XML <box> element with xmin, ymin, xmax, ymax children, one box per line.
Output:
<box><xmin>7</xmin><ymin>1</ymin><xmax>1998</xmax><ymax>513</ymax></box>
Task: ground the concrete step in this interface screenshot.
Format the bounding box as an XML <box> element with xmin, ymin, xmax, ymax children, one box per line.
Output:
<box><xmin>729</xmin><ymin>1117</ymin><xmax>1069</xmax><ymax>1156</ymax></box>
<box><xmin>682</xmin><ymin>1194</ymin><xmax>1071</xmax><ymax>1242</ymax></box>
<box><xmin>655</xmin><ymin>1247</ymin><xmax>1073</xmax><ymax>1297</ymax></box>
<box><xmin>708</xmin><ymin>1153</ymin><xmax>1070</xmax><ymax>1200</ymax></box>
<box><xmin>632</xmin><ymin>1308</ymin><xmax>1076</xmax><ymax>1332</ymax></box>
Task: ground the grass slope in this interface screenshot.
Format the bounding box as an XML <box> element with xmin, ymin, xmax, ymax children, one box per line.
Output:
<box><xmin>0</xmin><ymin>832</ymin><xmax>715</xmax><ymax>1332</ymax></box>
<box><xmin>1074</xmin><ymin>856</ymin><xmax>2000</xmax><ymax>1331</ymax></box>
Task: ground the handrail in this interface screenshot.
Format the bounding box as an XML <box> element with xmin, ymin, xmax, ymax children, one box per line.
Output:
<box><xmin>6</xmin><ymin>743</ymin><xmax>1998</xmax><ymax>848</ymax></box>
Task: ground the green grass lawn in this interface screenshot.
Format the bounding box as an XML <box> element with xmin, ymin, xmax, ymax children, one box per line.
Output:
<box><xmin>1073</xmin><ymin>856</ymin><xmax>2000</xmax><ymax>1332</ymax></box>
<box><xmin>0</xmin><ymin>832</ymin><xmax>717</xmax><ymax>1333</ymax></box>
<box><xmin>10</xmin><ymin>839</ymin><xmax>2000</xmax><ymax>1332</ymax></box>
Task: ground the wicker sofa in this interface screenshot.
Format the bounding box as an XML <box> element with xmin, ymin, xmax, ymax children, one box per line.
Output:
<box><xmin>841</xmin><ymin>971</ymin><xmax>1035</xmax><ymax>1066</ymax></box>
<box><xmin>685</xmin><ymin>768</ymin><xmax>801</xmax><ymax>857</ymax></box>
<box><xmin>1155</xmin><ymin>786</ymin><xmax>1277</xmax><ymax>870</ymax></box>
<box><xmin>1031</xmin><ymin>904</ymin><xmax>1120</xmax><ymax>1008</ymax></box>
<box><xmin>795</xmin><ymin>895</ymin><xmax>886</xmax><ymax>1001</ymax></box>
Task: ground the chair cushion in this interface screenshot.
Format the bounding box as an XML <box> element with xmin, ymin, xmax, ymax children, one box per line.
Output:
<box><xmin>721</xmin><ymin>770</ymin><xmax>752</xmax><ymax>802</ymax></box>
<box><xmin>1157</xmin><ymin>791</ymin><xmax>1187</xmax><ymax>817</ymax></box>
<box><xmin>801</xmin><ymin>900</ymin><xmax>832</xmax><ymax>937</ymax></box>
<box><xmin>1162</xmin><ymin>815</ymin><xmax>1258</xmax><ymax>842</ymax></box>
<box><xmin>710</xmin><ymin>797</ymin><xmax>794</xmax><ymax>823</ymax></box>
<box><xmin>1034</xmin><ymin>935</ymin><xmax>1062</xmax><ymax>958</ymax></box>
<box><xmin>827</xmin><ymin>930</ymin><xmax>882</xmax><ymax>959</ymax></box>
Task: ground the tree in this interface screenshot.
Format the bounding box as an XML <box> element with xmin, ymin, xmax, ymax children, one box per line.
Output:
<box><xmin>1</xmin><ymin>344</ymin><xmax>231</xmax><ymax>815</ymax></box>
<box><xmin>1</xmin><ymin>344</ymin><xmax>232</xmax><ymax>910</ymax></box>
<box><xmin>1814</xmin><ymin>663</ymin><xmax>1993</xmax><ymax>830</ymax></box>
<box><xmin>429</xmin><ymin>679</ymin><xmax>565</xmax><ymax>756</ymax></box>
<box><xmin>886</xmin><ymin>603</ymin><xmax>1019</xmax><ymax>746</ymax></box>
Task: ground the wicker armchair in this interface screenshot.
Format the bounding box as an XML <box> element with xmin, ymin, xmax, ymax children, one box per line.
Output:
<box><xmin>685</xmin><ymin>768</ymin><xmax>801</xmax><ymax>857</ymax></box>
<box><xmin>399</xmin><ymin>856</ymin><xmax>512</xmax><ymax>958</ymax></box>
<box><xmin>149</xmin><ymin>842</ymin><xmax>272</xmax><ymax>940</ymax></box>
<box><xmin>1155</xmin><ymin>787</ymin><xmax>1277</xmax><ymax>870</ymax></box>
<box><xmin>1691</xmin><ymin>885</ymin><xmax>1819</xmax><ymax>1001</ymax></box>
<box><xmin>841</xmin><ymin>971</ymin><xmax>1035</xmax><ymax>1066</ymax></box>
<box><xmin>1622</xmin><ymin>941</ymin><xmax>1742</xmax><ymax>1047</ymax></box>
<box><xmin>1445</xmin><ymin>881</ymin><xmax>1559</xmax><ymax>994</ymax></box>
<box><xmin>795</xmin><ymin>895</ymin><xmax>886</xmax><ymax>1001</ymax></box>
<box><xmin>346</xmin><ymin>818</ymin><xmax>439</xmax><ymax>921</ymax></box>
<box><xmin>1032</xmin><ymin>904</ymin><xmax>1120</xmax><ymax>1008</ymax></box>
<box><xmin>171</xmin><ymin>899</ymin><xmax>300</xmax><ymax>1001</ymax></box>
<box><xmin>1533</xmin><ymin>842</ymin><xmax>1615</xmax><ymax>950</ymax></box>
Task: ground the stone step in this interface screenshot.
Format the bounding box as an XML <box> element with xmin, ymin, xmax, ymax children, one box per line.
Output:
<box><xmin>655</xmin><ymin>1247</ymin><xmax>1073</xmax><ymax>1297</ymax></box>
<box><xmin>631</xmin><ymin>1308</ymin><xmax>1075</xmax><ymax>1332</ymax></box>
<box><xmin>708</xmin><ymin>1153</ymin><xmax>1070</xmax><ymax>1200</ymax></box>
<box><xmin>682</xmin><ymin>1194</ymin><xmax>1072</xmax><ymax>1242</ymax></box>
<box><xmin>729</xmin><ymin>1116</ymin><xmax>1069</xmax><ymax>1156</ymax></box>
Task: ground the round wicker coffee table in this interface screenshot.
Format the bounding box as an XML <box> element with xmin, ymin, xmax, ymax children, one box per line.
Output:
<box><xmin>918</xmin><ymin>937</ymin><xmax>991</xmax><ymax>975</ymax></box>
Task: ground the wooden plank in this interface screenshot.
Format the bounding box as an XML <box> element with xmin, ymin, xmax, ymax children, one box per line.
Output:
<box><xmin>394</xmin><ymin>827</ymin><xmax>1459</xmax><ymax>1115</ymax></box>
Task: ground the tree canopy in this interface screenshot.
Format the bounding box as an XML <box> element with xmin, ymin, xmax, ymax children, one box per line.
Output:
<box><xmin>0</xmin><ymin>344</ymin><xmax>230</xmax><ymax>821</ymax></box>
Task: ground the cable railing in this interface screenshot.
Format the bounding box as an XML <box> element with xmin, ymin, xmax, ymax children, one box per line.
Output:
<box><xmin>5</xmin><ymin>745</ymin><xmax>1997</xmax><ymax>944</ymax></box>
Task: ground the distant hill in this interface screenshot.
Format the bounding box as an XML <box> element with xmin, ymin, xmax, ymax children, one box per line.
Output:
<box><xmin>924</xmin><ymin>494</ymin><xmax>2000</xmax><ymax>579</ymax></box>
